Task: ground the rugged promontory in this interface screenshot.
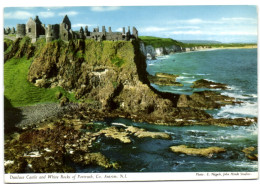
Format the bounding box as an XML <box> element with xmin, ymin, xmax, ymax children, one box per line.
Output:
<box><xmin>4</xmin><ymin>37</ymin><xmax>256</xmax><ymax>127</ymax></box>
<box><xmin>25</xmin><ymin>38</ymin><xmax>211</xmax><ymax>124</ymax></box>
<box><xmin>4</xmin><ymin>36</ymin><xmax>257</xmax><ymax>173</ymax></box>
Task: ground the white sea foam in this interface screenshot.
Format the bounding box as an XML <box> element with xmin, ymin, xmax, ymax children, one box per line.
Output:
<box><xmin>216</xmin><ymin>102</ymin><xmax>258</xmax><ymax>118</ymax></box>
<box><xmin>183</xmin><ymin>80</ymin><xmax>196</xmax><ymax>84</ymax></box>
<box><xmin>229</xmin><ymin>161</ymin><xmax>258</xmax><ymax>169</ymax></box>
<box><xmin>196</xmin><ymin>73</ymin><xmax>210</xmax><ymax>76</ymax></box>
<box><xmin>228</xmin><ymin>85</ymin><xmax>241</xmax><ymax>91</ymax></box>
<box><xmin>176</xmin><ymin>76</ymin><xmax>190</xmax><ymax>80</ymax></box>
<box><xmin>182</xmin><ymin>72</ymin><xmax>191</xmax><ymax>75</ymax></box>
<box><xmin>221</xmin><ymin>91</ymin><xmax>257</xmax><ymax>100</ymax></box>
<box><xmin>164</xmin><ymin>130</ymin><xmax>175</xmax><ymax>135</ymax></box>
<box><xmin>187</xmin><ymin>130</ymin><xmax>208</xmax><ymax>133</ymax></box>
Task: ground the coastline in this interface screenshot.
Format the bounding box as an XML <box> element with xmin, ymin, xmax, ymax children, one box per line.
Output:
<box><xmin>210</xmin><ymin>45</ymin><xmax>257</xmax><ymax>49</ymax></box>
<box><xmin>142</xmin><ymin>43</ymin><xmax>257</xmax><ymax>60</ymax></box>
<box><xmin>186</xmin><ymin>45</ymin><xmax>257</xmax><ymax>53</ymax></box>
<box><xmin>4</xmin><ymin>37</ymin><xmax>258</xmax><ymax>174</ymax></box>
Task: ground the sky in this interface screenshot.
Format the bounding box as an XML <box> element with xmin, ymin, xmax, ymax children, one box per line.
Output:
<box><xmin>3</xmin><ymin>6</ymin><xmax>258</xmax><ymax>43</ymax></box>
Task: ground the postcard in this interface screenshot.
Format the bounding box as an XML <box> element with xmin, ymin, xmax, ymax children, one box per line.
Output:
<box><xmin>2</xmin><ymin>1</ymin><xmax>259</xmax><ymax>183</ymax></box>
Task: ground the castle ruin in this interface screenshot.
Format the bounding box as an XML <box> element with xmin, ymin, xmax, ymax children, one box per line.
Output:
<box><xmin>5</xmin><ymin>15</ymin><xmax>138</xmax><ymax>43</ymax></box>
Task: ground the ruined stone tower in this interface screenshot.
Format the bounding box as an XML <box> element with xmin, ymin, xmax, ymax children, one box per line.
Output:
<box><xmin>46</xmin><ymin>24</ymin><xmax>60</xmax><ymax>42</ymax></box>
<box><xmin>11</xmin><ymin>27</ymin><xmax>16</xmax><ymax>34</ymax></box>
<box><xmin>26</xmin><ymin>16</ymin><xmax>45</xmax><ymax>43</ymax></box>
<box><xmin>79</xmin><ymin>27</ymin><xmax>84</xmax><ymax>39</ymax></box>
<box><xmin>16</xmin><ymin>24</ymin><xmax>26</xmax><ymax>38</ymax></box>
<box><xmin>60</xmin><ymin>15</ymin><xmax>72</xmax><ymax>41</ymax></box>
<box><xmin>132</xmin><ymin>27</ymin><xmax>138</xmax><ymax>39</ymax></box>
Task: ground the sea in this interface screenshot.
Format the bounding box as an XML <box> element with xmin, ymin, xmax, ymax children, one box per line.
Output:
<box><xmin>79</xmin><ymin>48</ymin><xmax>258</xmax><ymax>172</ymax></box>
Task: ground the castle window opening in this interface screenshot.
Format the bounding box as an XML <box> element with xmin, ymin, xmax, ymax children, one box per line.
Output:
<box><xmin>28</xmin><ymin>28</ymin><xmax>31</xmax><ymax>32</ymax></box>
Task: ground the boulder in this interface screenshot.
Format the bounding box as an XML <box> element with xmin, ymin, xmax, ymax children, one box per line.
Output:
<box><xmin>83</xmin><ymin>152</ymin><xmax>113</xmax><ymax>169</ymax></box>
<box><xmin>126</xmin><ymin>126</ymin><xmax>171</xmax><ymax>139</ymax></box>
<box><xmin>177</xmin><ymin>91</ymin><xmax>240</xmax><ymax>110</ymax></box>
<box><xmin>191</xmin><ymin>79</ymin><xmax>228</xmax><ymax>90</ymax></box>
<box><xmin>148</xmin><ymin>73</ymin><xmax>183</xmax><ymax>86</ymax></box>
<box><xmin>99</xmin><ymin>126</ymin><xmax>131</xmax><ymax>143</ymax></box>
<box><xmin>170</xmin><ymin>145</ymin><xmax>226</xmax><ymax>157</ymax></box>
<box><xmin>242</xmin><ymin>147</ymin><xmax>258</xmax><ymax>161</ymax></box>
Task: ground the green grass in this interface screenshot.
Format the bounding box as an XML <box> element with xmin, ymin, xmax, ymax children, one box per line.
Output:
<box><xmin>4</xmin><ymin>38</ymin><xmax>14</xmax><ymax>54</ymax></box>
<box><xmin>139</xmin><ymin>36</ymin><xmax>184</xmax><ymax>48</ymax></box>
<box><xmin>4</xmin><ymin>38</ymin><xmax>136</xmax><ymax>107</ymax></box>
<box><xmin>111</xmin><ymin>56</ymin><xmax>125</xmax><ymax>67</ymax></box>
<box><xmin>139</xmin><ymin>36</ymin><xmax>257</xmax><ymax>48</ymax></box>
<box><xmin>4</xmin><ymin>57</ymin><xmax>77</xmax><ymax>107</ymax></box>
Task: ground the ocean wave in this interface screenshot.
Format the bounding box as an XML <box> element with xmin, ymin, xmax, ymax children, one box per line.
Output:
<box><xmin>221</xmin><ymin>92</ymin><xmax>250</xmax><ymax>99</ymax></box>
<box><xmin>215</xmin><ymin>102</ymin><xmax>258</xmax><ymax>118</ymax></box>
<box><xmin>228</xmin><ymin>85</ymin><xmax>241</xmax><ymax>91</ymax></box>
<box><xmin>228</xmin><ymin>161</ymin><xmax>258</xmax><ymax>169</ymax></box>
<box><xmin>221</xmin><ymin>89</ymin><xmax>257</xmax><ymax>100</ymax></box>
<box><xmin>182</xmin><ymin>72</ymin><xmax>191</xmax><ymax>75</ymax></box>
<box><xmin>196</xmin><ymin>73</ymin><xmax>210</xmax><ymax>76</ymax></box>
<box><xmin>187</xmin><ymin>130</ymin><xmax>208</xmax><ymax>133</ymax></box>
<box><xmin>157</xmin><ymin>55</ymin><xmax>170</xmax><ymax>60</ymax></box>
<box><xmin>176</xmin><ymin>76</ymin><xmax>191</xmax><ymax>79</ymax></box>
<box><xmin>182</xmin><ymin>80</ymin><xmax>196</xmax><ymax>84</ymax></box>
<box><xmin>164</xmin><ymin>130</ymin><xmax>175</xmax><ymax>135</ymax></box>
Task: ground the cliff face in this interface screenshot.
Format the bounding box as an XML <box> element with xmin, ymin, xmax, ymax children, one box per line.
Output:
<box><xmin>26</xmin><ymin>38</ymin><xmax>210</xmax><ymax>124</ymax></box>
<box><xmin>140</xmin><ymin>42</ymin><xmax>210</xmax><ymax>59</ymax></box>
<box><xmin>4</xmin><ymin>37</ymin><xmax>256</xmax><ymax>126</ymax></box>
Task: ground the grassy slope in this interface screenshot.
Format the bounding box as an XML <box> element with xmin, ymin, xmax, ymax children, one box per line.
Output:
<box><xmin>4</xmin><ymin>38</ymin><xmax>77</xmax><ymax>107</ymax></box>
<box><xmin>4</xmin><ymin>38</ymin><xmax>133</xmax><ymax>107</ymax></box>
<box><xmin>139</xmin><ymin>36</ymin><xmax>185</xmax><ymax>48</ymax></box>
<box><xmin>139</xmin><ymin>36</ymin><xmax>257</xmax><ymax>48</ymax></box>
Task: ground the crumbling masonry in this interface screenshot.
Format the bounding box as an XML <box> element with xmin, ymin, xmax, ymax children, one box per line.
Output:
<box><xmin>4</xmin><ymin>15</ymin><xmax>138</xmax><ymax>43</ymax></box>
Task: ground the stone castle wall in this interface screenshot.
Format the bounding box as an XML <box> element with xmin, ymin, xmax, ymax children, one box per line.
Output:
<box><xmin>4</xmin><ymin>27</ymin><xmax>15</xmax><ymax>35</ymax></box>
<box><xmin>46</xmin><ymin>24</ymin><xmax>60</xmax><ymax>42</ymax></box>
<box><xmin>16</xmin><ymin>24</ymin><xmax>26</xmax><ymax>38</ymax></box>
<box><xmin>7</xmin><ymin>15</ymin><xmax>138</xmax><ymax>43</ymax></box>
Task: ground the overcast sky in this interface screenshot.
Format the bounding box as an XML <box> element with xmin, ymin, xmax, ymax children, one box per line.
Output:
<box><xmin>4</xmin><ymin>6</ymin><xmax>257</xmax><ymax>43</ymax></box>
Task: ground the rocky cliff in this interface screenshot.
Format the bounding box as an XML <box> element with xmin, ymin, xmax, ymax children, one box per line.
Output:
<box><xmin>4</xmin><ymin>37</ymin><xmax>255</xmax><ymax>126</ymax></box>
<box><xmin>25</xmin><ymin>38</ymin><xmax>211</xmax><ymax>124</ymax></box>
<box><xmin>140</xmin><ymin>41</ymin><xmax>210</xmax><ymax>59</ymax></box>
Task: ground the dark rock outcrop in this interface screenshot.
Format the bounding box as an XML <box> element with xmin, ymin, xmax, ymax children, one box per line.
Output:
<box><xmin>4</xmin><ymin>37</ymin><xmax>256</xmax><ymax>127</ymax></box>
<box><xmin>4</xmin><ymin>116</ymin><xmax>120</xmax><ymax>173</ymax></box>
<box><xmin>177</xmin><ymin>91</ymin><xmax>240</xmax><ymax>110</ymax></box>
<box><xmin>191</xmin><ymin>79</ymin><xmax>228</xmax><ymax>90</ymax></box>
<box><xmin>148</xmin><ymin>73</ymin><xmax>183</xmax><ymax>86</ymax></box>
<box><xmin>26</xmin><ymin>39</ymin><xmax>210</xmax><ymax>124</ymax></box>
<box><xmin>4</xmin><ymin>37</ymin><xmax>35</xmax><ymax>62</ymax></box>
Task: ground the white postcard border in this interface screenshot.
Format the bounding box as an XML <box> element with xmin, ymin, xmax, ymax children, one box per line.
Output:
<box><xmin>4</xmin><ymin>172</ymin><xmax>259</xmax><ymax>183</ymax></box>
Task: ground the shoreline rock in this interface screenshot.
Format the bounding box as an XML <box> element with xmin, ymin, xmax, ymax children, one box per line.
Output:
<box><xmin>99</xmin><ymin>126</ymin><xmax>132</xmax><ymax>143</ymax></box>
<box><xmin>242</xmin><ymin>147</ymin><xmax>258</xmax><ymax>161</ymax></box>
<box><xmin>126</xmin><ymin>126</ymin><xmax>171</xmax><ymax>139</ymax></box>
<box><xmin>177</xmin><ymin>91</ymin><xmax>241</xmax><ymax>110</ymax></box>
<box><xmin>170</xmin><ymin>145</ymin><xmax>226</xmax><ymax>158</ymax></box>
<box><xmin>4</xmin><ymin>112</ymin><xmax>174</xmax><ymax>173</ymax></box>
<box><xmin>98</xmin><ymin>125</ymin><xmax>172</xmax><ymax>143</ymax></box>
<box><xmin>148</xmin><ymin>73</ymin><xmax>183</xmax><ymax>86</ymax></box>
<box><xmin>191</xmin><ymin>79</ymin><xmax>228</xmax><ymax>90</ymax></box>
